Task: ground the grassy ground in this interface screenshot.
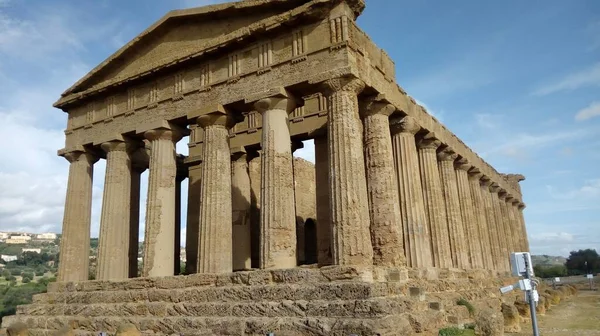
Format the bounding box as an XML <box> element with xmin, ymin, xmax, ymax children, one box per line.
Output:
<box><xmin>513</xmin><ymin>290</ymin><xmax>600</xmax><ymax>335</ymax></box>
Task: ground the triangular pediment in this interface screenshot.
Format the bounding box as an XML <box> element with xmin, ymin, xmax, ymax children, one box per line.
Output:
<box><xmin>56</xmin><ymin>0</ymin><xmax>353</xmax><ymax>107</ymax></box>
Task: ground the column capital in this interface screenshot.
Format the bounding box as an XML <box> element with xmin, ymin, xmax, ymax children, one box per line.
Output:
<box><xmin>390</xmin><ymin>115</ymin><xmax>420</xmax><ymax>135</ymax></box>
<box><xmin>498</xmin><ymin>191</ymin><xmax>508</xmax><ymax>200</ymax></box>
<box><xmin>321</xmin><ymin>76</ymin><xmax>365</xmax><ymax>96</ymax></box>
<box><xmin>510</xmin><ymin>199</ymin><xmax>520</xmax><ymax>206</ymax></box>
<box><xmin>417</xmin><ymin>133</ymin><xmax>442</xmax><ymax>150</ymax></box>
<box><xmin>437</xmin><ymin>148</ymin><xmax>458</xmax><ymax>162</ymax></box>
<box><xmin>61</xmin><ymin>150</ymin><xmax>99</xmax><ymax>164</ymax></box>
<box><xmin>359</xmin><ymin>94</ymin><xmax>395</xmax><ymax>118</ymax></box>
<box><xmin>505</xmin><ymin>194</ymin><xmax>514</xmax><ymax>202</ymax></box>
<box><xmin>489</xmin><ymin>183</ymin><xmax>500</xmax><ymax>193</ymax></box>
<box><xmin>454</xmin><ymin>158</ymin><xmax>471</xmax><ymax>171</ymax></box>
<box><xmin>100</xmin><ymin>139</ymin><xmax>140</xmax><ymax>154</ymax></box>
<box><xmin>144</xmin><ymin>128</ymin><xmax>184</xmax><ymax>142</ymax></box>
<box><xmin>231</xmin><ymin>146</ymin><xmax>247</xmax><ymax>162</ymax></box>
<box><xmin>254</xmin><ymin>95</ymin><xmax>297</xmax><ymax>115</ymax></box>
<box><xmin>197</xmin><ymin>111</ymin><xmax>237</xmax><ymax>129</ymax></box>
<box><xmin>480</xmin><ymin>176</ymin><xmax>492</xmax><ymax>187</ymax></box>
<box><xmin>468</xmin><ymin>170</ymin><xmax>483</xmax><ymax>180</ymax></box>
<box><xmin>518</xmin><ymin>203</ymin><xmax>526</xmax><ymax>210</ymax></box>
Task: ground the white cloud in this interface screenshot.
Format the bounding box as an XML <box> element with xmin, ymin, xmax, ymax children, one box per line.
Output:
<box><xmin>532</xmin><ymin>62</ymin><xmax>600</xmax><ymax>96</ymax></box>
<box><xmin>575</xmin><ymin>101</ymin><xmax>600</xmax><ymax>121</ymax></box>
<box><xmin>530</xmin><ymin>232</ymin><xmax>575</xmax><ymax>243</ymax></box>
<box><xmin>547</xmin><ymin>179</ymin><xmax>600</xmax><ymax>201</ymax></box>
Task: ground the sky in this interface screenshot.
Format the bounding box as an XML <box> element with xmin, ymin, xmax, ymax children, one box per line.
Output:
<box><xmin>0</xmin><ymin>0</ymin><xmax>598</xmax><ymax>257</ymax></box>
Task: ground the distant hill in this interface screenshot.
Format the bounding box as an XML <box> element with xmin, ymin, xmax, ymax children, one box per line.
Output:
<box><xmin>531</xmin><ymin>254</ymin><xmax>566</xmax><ymax>267</ymax></box>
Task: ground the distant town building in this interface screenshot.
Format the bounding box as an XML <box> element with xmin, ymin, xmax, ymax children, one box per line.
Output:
<box><xmin>22</xmin><ymin>248</ymin><xmax>42</xmax><ymax>254</ymax></box>
<box><xmin>6</xmin><ymin>235</ymin><xmax>32</xmax><ymax>244</ymax></box>
<box><xmin>0</xmin><ymin>232</ymin><xmax>9</xmax><ymax>240</ymax></box>
<box><xmin>1</xmin><ymin>255</ymin><xmax>17</xmax><ymax>262</ymax></box>
<box><xmin>36</xmin><ymin>233</ymin><xmax>57</xmax><ymax>240</ymax></box>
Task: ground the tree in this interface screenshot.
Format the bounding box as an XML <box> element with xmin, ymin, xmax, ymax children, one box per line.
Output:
<box><xmin>565</xmin><ymin>249</ymin><xmax>600</xmax><ymax>275</ymax></box>
<box><xmin>22</xmin><ymin>277</ymin><xmax>30</xmax><ymax>284</ymax></box>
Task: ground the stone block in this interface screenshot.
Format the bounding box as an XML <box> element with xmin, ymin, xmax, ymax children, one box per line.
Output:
<box><xmin>428</xmin><ymin>301</ymin><xmax>442</xmax><ymax>311</ymax></box>
<box><xmin>409</xmin><ymin>287</ymin><xmax>425</xmax><ymax>301</ymax></box>
<box><xmin>319</xmin><ymin>265</ymin><xmax>361</xmax><ymax>281</ymax></box>
<box><xmin>183</xmin><ymin>273</ymin><xmax>217</xmax><ymax>287</ymax></box>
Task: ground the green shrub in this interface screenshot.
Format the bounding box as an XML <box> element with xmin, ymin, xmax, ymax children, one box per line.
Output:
<box><xmin>35</xmin><ymin>270</ymin><xmax>44</xmax><ymax>276</ymax></box>
<box><xmin>22</xmin><ymin>277</ymin><xmax>30</xmax><ymax>284</ymax></box>
<box><xmin>439</xmin><ymin>327</ymin><xmax>463</xmax><ymax>336</ymax></box>
<box><xmin>457</xmin><ymin>298</ymin><xmax>475</xmax><ymax>316</ymax></box>
<box><xmin>10</xmin><ymin>269</ymin><xmax>21</xmax><ymax>276</ymax></box>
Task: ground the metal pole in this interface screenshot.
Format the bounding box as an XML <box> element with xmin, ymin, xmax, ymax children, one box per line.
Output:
<box><xmin>524</xmin><ymin>254</ymin><xmax>540</xmax><ymax>336</ymax></box>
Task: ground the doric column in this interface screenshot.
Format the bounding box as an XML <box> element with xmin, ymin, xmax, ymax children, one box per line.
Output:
<box><xmin>391</xmin><ymin>115</ymin><xmax>432</xmax><ymax>268</ymax></box>
<box><xmin>455</xmin><ymin>159</ymin><xmax>484</xmax><ymax>269</ymax></box>
<box><xmin>57</xmin><ymin>149</ymin><xmax>97</xmax><ymax>282</ymax></box>
<box><xmin>129</xmin><ymin>146</ymin><xmax>149</xmax><ymax>278</ymax></box>
<box><xmin>254</xmin><ymin>90</ymin><xmax>297</xmax><ymax>269</ymax></box>
<box><xmin>517</xmin><ymin>202</ymin><xmax>530</xmax><ymax>252</ymax></box>
<box><xmin>490</xmin><ymin>184</ymin><xmax>509</xmax><ymax>271</ymax></box>
<box><xmin>174</xmin><ymin>158</ymin><xmax>187</xmax><ymax>275</ymax></box>
<box><xmin>142</xmin><ymin>123</ymin><xmax>183</xmax><ymax>277</ymax></box>
<box><xmin>322</xmin><ymin>76</ymin><xmax>373</xmax><ymax>266</ymax></box>
<box><xmin>185</xmin><ymin>163</ymin><xmax>202</xmax><ymax>274</ymax></box>
<box><xmin>468</xmin><ymin>170</ymin><xmax>494</xmax><ymax>270</ymax></box>
<box><xmin>314</xmin><ymin>136</ymin><xmax>332</xmax><ymax>266</ymax></box>
<box><xmin>417</xmin><ymin>135</ymin><xmax>452</xmax><ymax>268</ymax></box>
<box><xmin>360</xmin><ymin>96</ymin><xmax>404</xmax><ymax>267</ymax></box>
<box><xmin>97</xmin><ymin>140</ymin><xmax>136</xmax><ymax>281</ymax></box>
<box><xmin>437</xmin><ymin>148</ymin><xmax>468</xmax><ymax>269</ymax></box>
<box><xmin>232</xmin><ymin>149</ymin><xmax>252</xmax><ymax>271</ymax></box>
<box><xmin>197</xmin><ymin>109</ymin><xmax>235</xmax><ymax>273</ymax></box>
<box><xmin>504</xmin><ymin>195</ymin><xmax>519</xmax><ymax>255</ymax></box>
<box><xmin>480</xmin><ymin>177</ymin><xmax>502</xmax><ymax>270</ymax></box>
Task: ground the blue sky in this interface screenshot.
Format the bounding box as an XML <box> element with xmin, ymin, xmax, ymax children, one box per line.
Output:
<box><xmin>0</xmin><ymin>0</ymin><xmax>598</xmax><ymax>257</ymax></box>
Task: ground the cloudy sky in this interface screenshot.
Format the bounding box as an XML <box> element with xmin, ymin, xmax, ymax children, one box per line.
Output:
<box><xmin>0</xmin><ymin>0</ymin><xmax>598</xmax><ymax>257</ymax></box>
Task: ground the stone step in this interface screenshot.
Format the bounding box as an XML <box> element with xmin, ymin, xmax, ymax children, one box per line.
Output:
<box><xmin>18</xmin><ymin>297</ymin><xmax>428</xmax><ymax>319</ymax></box>
<box><xmin>34</xmin><ymin>282</ymin><xmax>415</xmax><ymax>305</ymax></box>
<box><xmin>2</xmin><ymin>315</ymin><xmax>417</xmax><ymax>336</ymax></box>
<box><xmin>46</xmin><ymin>266</ymin><xmax>376</xmax><ymax>293</ymax></box>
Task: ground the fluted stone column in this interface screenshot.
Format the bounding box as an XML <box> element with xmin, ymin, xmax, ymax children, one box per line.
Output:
<box><xmin>174</xmin><ymin>162</ymin><xmax>186</xmax><ymax>275</ymax></box>
<box><xmin>391</xmin><ymin>116</ymin><xmax>432</xmax><ymax>268</ymax></box>
<box><xmin>58</xmin><ymin>150</ymin><xmax>97</xmax><ymax>282</ymax></box>
<box><xmin>510</xmin><ymin>200</ymin><xmax>525</xmax><ymax>251</ymax></box>
<box><xmin>185</xmin><ymin>164</ymin><xmax>202</xmax><ymax>274</ymax></box>
<box><xmin>142</xmin><ymin>125</ymin><xmax>183</xmax><ymax>277</ymax></box>
<box><xmin>518</xmin><ymin>203</ymin><xmax>530</xmax><ymax>251</ymax></box>
<box><xmin>437</xmin><ymin>149</ymin><xmax>468</xmax><ymax>269</ymax></box>
<box><xmin>249</xmin><ymin>152</ymin><xmax>262</xmax><ymax>268</ymax></box>
<box><xmin>455</xmin><ymin>160</ymin><xmax>484</xmax><ymax>269</ymax></box>
<box><xmin>322</xmin><ymin>76</ymin><xmax>373</xmax><ymax>266</ymax></box>
<box><xmin>360</xmin><ymin>97</ymin><xmax>404</xmax><ymax>266</ymax></box>
<box><xmin>129</xmin><ymin>166</ymin><xmax>142</xmax><ymax>278</ymax></box>
<box><xmin>129</xmin><ymin>146</ymin><xmax>149</xmax><ymax>278</ymax></box>
<box><xmin>490</xmin><ymin>184</ymin><xmax>509</xmax><ymax>271</ymax></box>
<box><xmin>232</xmin><ymin>150</ymin><xmax>252</xmax><ymax>271</ymax></box>
<box><xmin>468</xmin><ymin>171</ymin><xmax>494</xmax><ymax>270</ymax></box>
<box><xmin>480</xmin><ymin>178</ymin><xmax>502</xmax><ymax>270</ymax></box>
<box><xmin>197</xmin><ymin>111</ymin><xmax>235</xmax><ymax>273</ymax></box>
<box><xmin>504</xmin><ymin>195</ymin><xmax>519</xmax><ymax>255</ymax></box>
<box><xmin>254</xmin><ymin>90</ymin><xmax>297</xmax><ymax>269</ymax></box>
<box><xmin>314</xmin><ymin>136</ymin><xmax>332</xmax><ymax>266</ymax></box>
<box><xmin>97</xmin><ymin>140</ymin><xmax>134</xmax><ymax>281</ymax></box>
<box><xmin>417</xmin><ymin>136</ymin><xmax>452</xmax><ymax>268</ymax></box>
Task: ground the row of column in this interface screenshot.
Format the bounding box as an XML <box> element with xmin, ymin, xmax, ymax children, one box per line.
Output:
<box><xmin>57</xmin><ymin>75</ymin><xmax>530</xmax><ymax>282</ymax></box>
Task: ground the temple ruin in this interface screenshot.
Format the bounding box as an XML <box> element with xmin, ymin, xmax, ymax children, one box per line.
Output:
<box><xmin>3</xmin><ymin>0</ymin><xmax>530</xmax><ymax>334</ymax></box>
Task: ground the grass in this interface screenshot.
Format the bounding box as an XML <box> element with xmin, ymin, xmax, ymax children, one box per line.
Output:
<box><xmin>456</xmin><ymin>298</ymin><xmax>475</xmax><ymax>316</ymax></box>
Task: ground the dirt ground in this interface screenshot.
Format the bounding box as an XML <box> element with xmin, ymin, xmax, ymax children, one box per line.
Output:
<box><xmin>513</xmin><ymin>290</ymin><xmax>600</xmax><ymax>335</ymax></box>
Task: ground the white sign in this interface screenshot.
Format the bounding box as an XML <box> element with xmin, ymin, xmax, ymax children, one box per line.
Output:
<box><xmin>554</xmin><ymin>277</ymin><xmax>560</xmax><ymax>282</ymax></box>
<box><xmin>587</xmin><ymin>274</ymin><xmax>594</xmax><ymax>279</ymax></box>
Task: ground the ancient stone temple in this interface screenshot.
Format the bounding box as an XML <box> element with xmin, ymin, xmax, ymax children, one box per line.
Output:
<box><xmin>3</xmin><ymin>0</ymin><xmax>531</xmax><ymax>335</ymax></box>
